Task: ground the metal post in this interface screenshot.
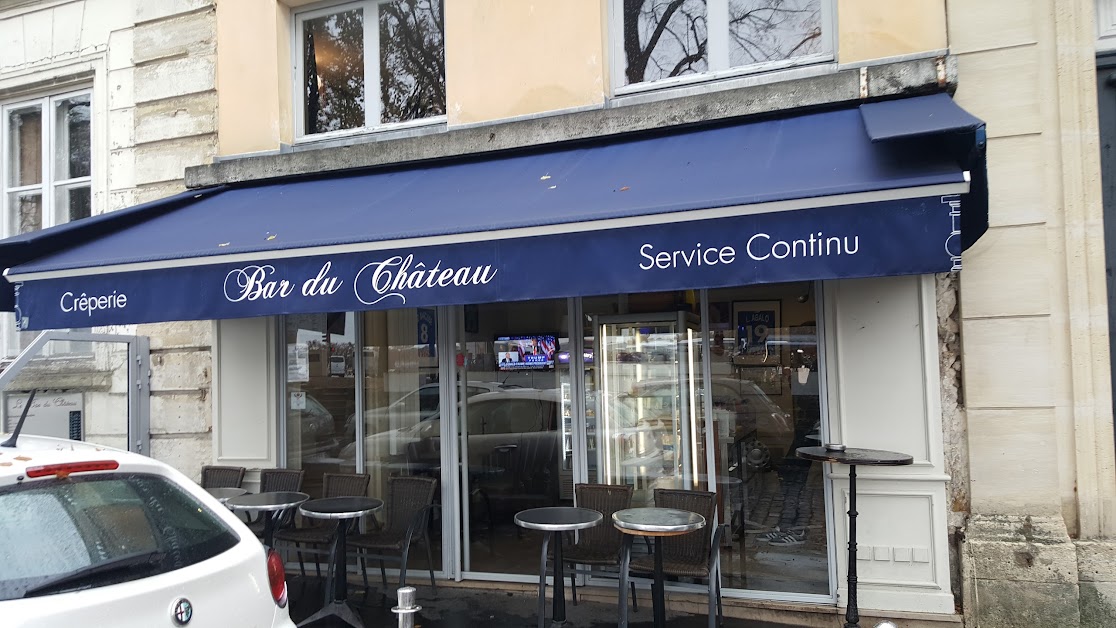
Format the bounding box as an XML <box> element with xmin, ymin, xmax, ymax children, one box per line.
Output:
<box><xmin>392</xmin><ymin>586</ymin><xmax>420</xmax><ymax>628</ymax></box>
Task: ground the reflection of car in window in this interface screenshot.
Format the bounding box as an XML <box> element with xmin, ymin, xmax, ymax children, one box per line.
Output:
<box><xmin>328</xmin><ymin>355</ymin><xmax>347</xmax><ymax>377</ymax></box>
<box><xmin>340</xmin><ymin>387</ymin><xmax>563</xmax><ymax>513</ymax></box>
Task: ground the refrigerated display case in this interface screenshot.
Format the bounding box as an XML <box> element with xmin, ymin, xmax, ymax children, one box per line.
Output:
<box><xmin>592</xmin><ymin>312</ymin><xmax>702</xmax><ymax>507</ymax></box>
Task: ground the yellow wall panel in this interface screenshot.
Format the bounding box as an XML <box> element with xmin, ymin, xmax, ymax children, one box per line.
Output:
<box><xmin>445</xmin><ymin>0</ymin><xmax>606</xmax><ymax>125</ymax></box>
<box><xmin>838</xmin><ymin>0</ymin><xmax>947</xmax><ymax>63</ymax></box>
<box><xmin>216</xmin><ymin>0</ymin><xmax>289</xmax><ymax>155</ymax></box>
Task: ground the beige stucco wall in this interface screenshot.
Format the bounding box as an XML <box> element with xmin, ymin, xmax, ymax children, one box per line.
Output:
<box><xmin>837</xmin><ymin>0</ymin><xmax>947</xmax><ymax>63</ymax></box>
<box><xmin>444</xmin><ymin>0</ymin><xmax>605</xmax><ymax>125</ymax></box>
<box><xmin>216</xmin><ymin>0</ymin><xmax>291</xmax><ymax>155</ymax></box>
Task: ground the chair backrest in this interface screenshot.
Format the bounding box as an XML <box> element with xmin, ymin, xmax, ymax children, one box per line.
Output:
<box><xmin>653</xmin><ymin>489</ymin><xmax>717</xmax><ymax>564</ymax></box>
<box><xmin>383</xmin><ymin>475</ymin><xmax>439</xmax><ymax>536</ymax></box>
<box><xmin>201</xmin><ymin>465</ymin><xmax>245</xmax><ymax>489</ymax></box>
<box><xmin>322</xmin><ymin>472</ymin><xmax>371</xmax><ymax>498</ymax></box>
<box><xmin>259</xmin><ymin>468</ymin><xmax>305</xmax><ymax>493</ymax></box>
<box><xmin>573</xmin><ymin>483</ymin><xmax>633</xmax><ymax>557</ymax></box>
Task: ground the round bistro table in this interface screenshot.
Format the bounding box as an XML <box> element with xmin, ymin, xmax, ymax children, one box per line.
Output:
<box><xmin>796</xmin><ymin>446</ymin><xmax>913</xmax><ymax>628</ymax></box>
<box><xmin>225</xmin><ymin>490</ymin><xmax>310</xmax><ymax>548</ymax></box>
<box><xmin>613</xmin><ymin>507</ymin><xmax>706</xmax><ymax>628</ymax></box>
<box><xmin>296</xmin><ymin>496</ymin><xmax>384</xmax><ymax>628</ymax></box>
<box><xmin>514</xmin><ymin>506</ymin><xmax>603</xmax><ymax>628</ymax></box>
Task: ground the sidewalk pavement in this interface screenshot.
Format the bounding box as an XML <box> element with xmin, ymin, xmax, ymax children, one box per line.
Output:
<box><xmin>288</xmin><ymin>577</ymin><xmax>788</xmax><ymax>627</ymax></box>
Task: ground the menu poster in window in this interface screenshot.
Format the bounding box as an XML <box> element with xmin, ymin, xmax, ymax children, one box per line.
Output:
<box><xmin>288</xmin><ymin>342</ymin><xmax>310</xmax><ymax>382</ymax></box>
<box><xmin>732</xmin><ymin>300</ymin><xmax>781</xmax><ymax>365</ymax></box>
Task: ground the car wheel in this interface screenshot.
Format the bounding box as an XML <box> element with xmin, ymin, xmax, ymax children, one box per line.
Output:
<box><xmin>741</xmin><ymin>438</ymin><xmax>773</xmax><ymax>472</ymax></box>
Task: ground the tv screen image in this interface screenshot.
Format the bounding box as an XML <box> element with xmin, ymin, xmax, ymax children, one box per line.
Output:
<box><xmin>495</xmin><ymin>335</ymin><xmax>558</xmax><ymax>370</ymax></box>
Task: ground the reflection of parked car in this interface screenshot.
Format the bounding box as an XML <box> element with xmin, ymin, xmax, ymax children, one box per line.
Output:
<box><xmin>343</xmin><ymin>380</ymin><xmax>517</xmax><ymax>436</ymax></box>
<box><xmin>290</xmin><ymin>393</ymin><xmax>339</xmax><ymax>457</ymax></box>
<box><xmin>0</xmin><ymin>434</ymin><xmax>295</xmax><ymax>628</ymax></box>
<box><xmin>339</xmin><ymin>388</ymin><xmax>562</xmax><ymax>512</ymax></box>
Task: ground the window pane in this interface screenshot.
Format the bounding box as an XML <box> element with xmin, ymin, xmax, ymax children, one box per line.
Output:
<box><xmin>7</xmin><ymin>105</ymin><xmax>42</xmax><ymax>187</ymax></box>
<box><xmin>54</xmin><ymin>95</ymin><xmax>91</xmax><ymax>180</ymax></box>
<box><xmin>7</xmin><ymin>191</ymin><xmax>41</xmax><ymax>235</ymax></box>
<box><xmin>728</xmin><ymin>0</ymin><xmax>822</xmax><ymax>67</ymax></box>
<box><xmin>622</xmin><ymin>0</ymin><xmax>708</xmax><ymax>85</ymax></box>
<box><xmin>55</xmin><ymin>185</ymin><xmax>91</xmax><ymax>224</ymax></box>
<box><xmin>304</xmin><ymin>8</ymin><xmax>366</xmax><ymax>134</ymax></box>
<box><xmin>378</xmin><ymin>0</ymin><xmax>446</xmax><ymax>124</ymax></box>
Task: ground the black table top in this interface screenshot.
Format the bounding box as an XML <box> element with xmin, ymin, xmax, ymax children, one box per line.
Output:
<box><xmin>206</xmin><ymin>487</ymin><xmax>247</xmax><ymax>501</ymax></box>
<box><xmin>514</xmin><ymin>506</ymin><xmax>602</xmax><ymax>531</ymax></box>
<box><xmin>225</xmin><ymin>491</ymin><xmax>310</xmax><ymax>511</ymax></box>
<box><xmin>300</xmin><ymin>496</ymin><xmax>384</xmax><ymax>520</ymax></box>
<box><xmin>796</xmin><ymin>446</ymin><xmax>914</xmax><ymax>466</ymax></box>
<box><xmin>612</xmin><ymin>507</ymin><xmax>706</xmax><ymax>534</ymax></box>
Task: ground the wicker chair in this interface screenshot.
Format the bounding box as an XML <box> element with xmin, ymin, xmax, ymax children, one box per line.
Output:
<box><xmin>348</xmin><ymin>475</ymin><xmax>439</xmax><ymax>593</ymax></box>
<box><xmin>200</xmin><ymin>465</ymin><xmax>245</xmax><ymax>489</ymax></box>
<box><xmin>628</xmin><ymin>489</ymin><xmax>722</xmax><ymax>628</ymax></box>
<box><xmin>557</xmin><ymin>484</ymin><xmax>638</xmax><ymax>610</ymax></box>
<box><xmin>246</xmin><ymin>468</ymin><xmax>306</xmax><ymax>536</ymax></box>
<box><xmin>273</xmin><ymin>473</ymin><xmax>371</xmax><ymax>577</ymax></box>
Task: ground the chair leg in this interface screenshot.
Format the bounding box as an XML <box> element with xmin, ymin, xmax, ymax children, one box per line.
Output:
<box><xmin>716</xmin><ymin>567</ymin><xmax>724</xmax><ymax>628</ymax></box>
<box><xmin>570</xmin><ymin>564</ymin><xmax>577</xmax><ymax>606</ymax></box>
<box><xmin>359</xmin><ymin>554</ymin><xmax>368</xmax><ymax>591</ymax></box>
<box><xmin>379</xmin><ymin>560</ymin><xmax>388</xmax><ymax>589</ymax></box>
<box><xmin>399</xmin><ymin>547</ymin><xmax>410</xmax><ymax>589</ymax></box>
<box><xmin>708</xmin><ymin>578</ymin><xmax>716</xmax><ymax>628</ymax></box>
<box><xmin>424</xmin><ymin>535</ymin><xmax>437</xmax><ymax>594</ymax></box>
<box><xmin>293</xmin><ymin>543</ymin><xmax>306</xmax><ymax>577</ymax></box>
<box><xmin>631</xmin><ymin>580</ymin><xmax>638</xmax><ymax>613</ymax></box>
<box><xmin>618</xmin><ymin>535</ymin><xmax>633</xmax><ymax>628</ymax></box>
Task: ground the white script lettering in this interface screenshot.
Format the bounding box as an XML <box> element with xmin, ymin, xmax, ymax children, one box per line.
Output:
<box><xmin>354</xmin><ymin>254</ymin><xmax>498</xmax><ymax>306</ymax></box>
<box><xmin>224</xmin><ymin>265</ymin><xmax>295</xmax><ymax>302</ymax></box>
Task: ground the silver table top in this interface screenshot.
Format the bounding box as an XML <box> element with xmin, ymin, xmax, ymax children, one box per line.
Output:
<box><xmin>514</xmin><ymin>507</ymin><xmax>603</xmax><ymax>532</ymax></box>
<box><xmin>612</xmin><ymin>507</ymin><xmax>706</xmax><ymax>535</ymax></box>
<box><xmin>206</xmin><ymin>487</ymin><xmax>247</xmax><ymax>502</ymax></box>
<box><xmin>225</xmin><ymin>491</ymin><xmax>310</xmax><ymax>512</ymax></box>
<box><xmin>300</xmin><ymin>496</ymin><xmax>383</xmax><ymax>520</ymax></box>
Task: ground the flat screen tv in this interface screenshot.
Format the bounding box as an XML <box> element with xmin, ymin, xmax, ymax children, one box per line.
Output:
<box><xmin>495</xmin><ymin>334</ymin><xmax>558</xmax><ymax>371</ymax></box>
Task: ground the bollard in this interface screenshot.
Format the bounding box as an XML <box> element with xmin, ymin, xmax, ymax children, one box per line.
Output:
<box><xmin>392</xmin><ymin>586</ymin><xmax>421</xmax><ymax>628</ymax></box>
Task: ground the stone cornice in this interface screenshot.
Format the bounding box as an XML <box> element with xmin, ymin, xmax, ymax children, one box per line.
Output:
<box><xmin>185</xmin><ymin>56</ymin><xmax>956</xmax><ymax>189</ymax></box>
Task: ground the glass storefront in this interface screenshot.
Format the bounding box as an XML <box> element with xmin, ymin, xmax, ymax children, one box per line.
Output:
<box><xmin>278</xmin><ymin>282</ymin><xmax>831</xmax><ymax>599</ymax></box>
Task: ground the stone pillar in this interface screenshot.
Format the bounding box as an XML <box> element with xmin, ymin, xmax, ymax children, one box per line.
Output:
<box><xmin>130</xmin><ymin>0</ymin><xmax>218</xmax><ymax>478</ymax></box>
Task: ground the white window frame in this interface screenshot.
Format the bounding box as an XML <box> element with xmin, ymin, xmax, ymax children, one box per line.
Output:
<box><xmin>0</xmin><ymin>87</ymin><xmax>94</xmax><ymax>358</ymax></box>
<box><xmin>291</xmin><ymin>0</ymin><xmax>447</xmax><ymax>143</ymax></box>
<box><xmin>607</xmin><ymin>0</ymin><xmax>836</xmax><ymax>97</ymax></box>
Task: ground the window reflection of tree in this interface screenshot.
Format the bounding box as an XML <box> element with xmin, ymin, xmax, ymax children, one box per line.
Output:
<box><xmin>379</xmin><ymin>0</ymin><xmax>446</xmax><ymax>124</ymax></box>
<box><xmin>622</xmin><ymin>0</ymin><xmax>822</xmax><ymax>86</ymax></box>
<box><xmin>304</xmin><ymin>9</ymin><xmax>366</xmax><ymax>134</ymax></box>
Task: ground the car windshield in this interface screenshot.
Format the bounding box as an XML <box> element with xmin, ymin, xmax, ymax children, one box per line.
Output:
<box><xmin>0</xmin><ymin>473</ymin><xmax>239</xmax><ymax>601</ymax></box>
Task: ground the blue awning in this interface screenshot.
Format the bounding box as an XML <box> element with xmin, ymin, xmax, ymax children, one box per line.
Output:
<box><xmin>0</xmin><ymin>94</ymin><xmax>986</xmax><ymax>330</ymax></box>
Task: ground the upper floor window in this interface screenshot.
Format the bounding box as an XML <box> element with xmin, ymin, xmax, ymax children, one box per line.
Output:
<box><xmin>614</xmin><ymin>0</ymin><xmax>831</xmax><ymax>93</ymax></box>
<box><xmin>2</xmin><ymin>91</ymin><xmax>91</xmax><ymax>238</ymax></box>
<box><xmin>295</xmin><ymin>0</ymin><xmax>446</xmax><ymax>139</ymax></box>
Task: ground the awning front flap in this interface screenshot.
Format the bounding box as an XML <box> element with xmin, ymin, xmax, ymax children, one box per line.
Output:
<box><xmin>2</xmin><ymin>94</ymin><xmax>985</xmax><ymax>330</ymax></box>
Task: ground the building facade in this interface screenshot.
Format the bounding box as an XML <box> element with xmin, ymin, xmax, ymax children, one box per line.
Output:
<box><xmin>1</xmin><ymin>1</ymin><xmax>1115</xmax><ymax>627</ymax></box>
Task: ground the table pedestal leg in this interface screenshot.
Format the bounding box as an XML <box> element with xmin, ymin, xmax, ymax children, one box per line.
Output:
<box><xmin>653</xmin><ymin>536</ymin><xmax>666</xmax><ymax>628</ymax></box>
<box><xmin>298</xmin><ymin>521</ymin><xmax>363</xmax><ymax>628</ymax></box>
<box><xmin>845</xmin><ymin>465</ymin><xmax>859</xmax><ymax>628</ymax></box>
<box><xmin>553</xmin><ymin>531</ymin><xmax>566</xmax><ymax>624</ymax></box>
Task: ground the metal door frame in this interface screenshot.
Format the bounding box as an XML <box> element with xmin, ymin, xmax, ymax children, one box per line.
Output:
<box><xmin>0</xmin><ymin>330</ymin><xmax>151</xmax><ymax>454</ymax></box>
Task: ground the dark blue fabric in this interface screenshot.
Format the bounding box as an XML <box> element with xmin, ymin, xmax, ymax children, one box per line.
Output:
<box><xmin>0</xmin><ymin>94</ymin><xmax>987</xmax><ymax>327</ymax></box>
<box><xmin>13</xmin><ymin>104</ymin><xmax>965</xmax><ymax>275</ymax></box>
<box><xmin>860</xmin><ymin>92</ymin><xmax>984</xmax><ymax>141</ymax></box>
<box><xmin>15</xmin><ymin>194</ymin><xmax>962</xmax><ymax>330</ymax></box>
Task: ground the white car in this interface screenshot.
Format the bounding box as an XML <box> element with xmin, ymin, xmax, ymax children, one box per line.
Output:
<box><xmin>0</xmin><ymin>433</ymin><xmax>296</xmax><ymax>628</ymax></box>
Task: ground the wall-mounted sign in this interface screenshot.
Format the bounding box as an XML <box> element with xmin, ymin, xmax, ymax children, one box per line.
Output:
<box><xmin>4</xmin><ymin>392</ymin><xmax>84</xmax><ymax>440</ymax></box>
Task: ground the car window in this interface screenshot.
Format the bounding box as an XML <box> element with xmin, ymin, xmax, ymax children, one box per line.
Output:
<box><xmin>0</xmin><ymin>473</ymin><xmax>239</xmax><ymax>601</ymax></box>
<box><xmin>418</xmin><ymin>387</ymin><xmax>440</xmax><ymax>413</ymax></box>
